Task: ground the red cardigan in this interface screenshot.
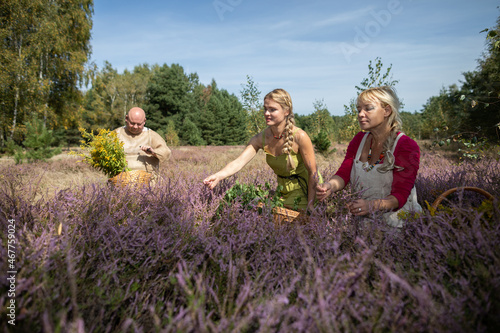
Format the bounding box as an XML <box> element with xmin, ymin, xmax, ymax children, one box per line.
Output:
<box><xmin>335</xmin><ymin>132</ymin><xmax>420</xmax><ymax>209</ymax></box>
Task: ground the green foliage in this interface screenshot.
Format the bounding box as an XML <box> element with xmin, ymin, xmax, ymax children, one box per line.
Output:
<box><xmin>481</xmin><ymin>26</ymin><xmax>500</xmax><ymax>50</ymax></box>
<box><xmin>309</xmin><ymin>99</ymin><xmax>335</xmax><ymax>137</ymax></box>
<box><xmin>5</xmin><ymin>139</ymin><xmax>24</xmax><ymax>164</ymax></box>
<box><xmin>420</xmin><ymin>85</ymin><xmax>468</xmax><ymax>140</ymax></box>
<box><xmin>141</xmin><ymin>67</ymin><xmax>247</xmax><ymax>146</ymax></box>
<box><xmin>0</xmin><ymin>0</ymin><xmax>93</xmax><ymax>142</ymax></box>
<box><xmin>144</xmin><ymin>63</ymin><xmax>195</xmax><ymax>131</ymax></box>
<box><xmin>354</xmin><ymin>57</ymin><xmax>400</xmax><ymax>94</ymax></box>
<box><xmin>23</xmin><ymin>118</ymin><xmax>62</xmax><ymax>163</ymax></box>
<box><xmin>216</xmin><ymin>181</ymin><xmax>284</xmax><ymax>217</ymax></box>
<box><xmin>340</xmin><ymin>57</ymin><xmax>400</xmax><ymax>141</ymax></box>
<box><xmin>81</xmin><ymin>62</ymin><xmax>157</xmax><ymax>130</ymax></box>
<box><xmin>240</xmin><ymin>75</ymin><xmax>265</xmax><ymax>137</ymax></box>
<box><xmin>292</xmin><ymin>196</ymin><xmax>302</xmax><ymax>211</ymax></box>
<box><xmin>7</xmin><ymin>117</ymin><xmax>62</xmax><ymax>164</ymax></box>
<box><xmin>163</xmin><ymin>119</ymin><xmax>180</xmax><ymax>146</ymax></box>
<box><xmin>459</xmin><ymin>75</ymin><xmax>500</xmax><ymax>141</ymax></box>
<box><xmin>458</xmin><ymin>137</ymin><xmax>491</xmax><ymax>160</ymax></box>
<box><xmin>339</xmin><ymin>98</ymin><xmax>361</xmax><ymax>142</ymax></box>
<box><xmin>294</xmin><ymin>114</ymin><xmax>311</xmax><ymax>133</ymax></box>
<box><xmin>181</xmin><ymin>118</ymin><xmax>206</xmax><ymax>146</ymax></box>
<box><xmin>458</xmin><ymin>18</ymin><xmax>500</xmax><ymax>141</ymax></box>
<box><xmin>200</xmin><ymin>81</ymin><xmax>248</xmax><ymax>145</ymax></box>
<box><xmin>423</xmin><ymin>16</ymin><xmax>500</xmax><ymax>157</ymax></box>
<box><xmin>312</xmin><ymin>130</ymin><xmax>336</xmax><ymax>157</ymax></box>
<box><xmin>296</xmin><ymin>99</ymin><xmax>347</xmax><ymax>144</ymax></box>
<box><xmin>400</xmin><ymin>111</ymin><xmax>424</xmax><ymax>140</ymax></box>
<box><xmin>431</xmin><ymin>127</ymin><xmax>495</xmax><ymax>161</ymax></box>
<box><xmin>49</xmin><ymin>127</ymin><xmax>83</xmax><ymax>152</ymax></box>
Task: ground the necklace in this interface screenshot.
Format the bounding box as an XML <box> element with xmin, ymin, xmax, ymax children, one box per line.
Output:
<box><xmin>363</xmin><ymin>139</ymin><xmax>385</xmax><ymax>172</ymax></box>
<box><xmin>271</xmin><ymin>130</ymin><xmax>284</xmax><ymax>139</ymax></box>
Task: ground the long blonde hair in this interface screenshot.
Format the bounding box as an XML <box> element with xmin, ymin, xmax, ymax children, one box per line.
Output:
<box><xmin>264</xmin><ymin>88</ymin><xmax>296</xmax><ymax>171</ymax></box>
<box><xmin>357</xmin><ymin>86</ymin><xmax>403</xmax><ymax>172</ymax></box>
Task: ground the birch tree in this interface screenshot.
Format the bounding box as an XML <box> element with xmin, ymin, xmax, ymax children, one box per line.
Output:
<box><xmin>0</xmin><ymin>0</ymin><xmax>93</xmax><ymax>144</ymax></box>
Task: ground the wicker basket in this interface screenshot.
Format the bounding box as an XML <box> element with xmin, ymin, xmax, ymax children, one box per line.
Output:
<box><xmin>272</xmin><ymin>206</ymin><xmax>306</xmax><ymax>225</ymax></box>
<box><xmin>108</xmin><ymin>170</ymin><xmax>152</xmax><ymax>187</ymax></box>
<box><xmin>257</xmin><ymin>202</ymin><xmax>306</xmax><ymax>225</ymax></box>
<box><xmin>431</xmin><ymin>186</ymin><xmax>495</xmax><ymax>210</ymax></box>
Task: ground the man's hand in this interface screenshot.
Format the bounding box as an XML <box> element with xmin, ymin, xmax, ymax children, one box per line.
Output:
<box><xmin>140</xmin><ymin>145</ymin><xmax>155</xmax><ymax>155</ymax></box>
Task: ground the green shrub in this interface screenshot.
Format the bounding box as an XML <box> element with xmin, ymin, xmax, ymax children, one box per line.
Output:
<box><xmin>6</xmin><ymin>117</ymin><xmax>61</xmax><ymax>164</ymax></box>
<box><xmin>312</xmin><ymin>130</ymin><xmax>336</xmax><ymax>156</ymax></box>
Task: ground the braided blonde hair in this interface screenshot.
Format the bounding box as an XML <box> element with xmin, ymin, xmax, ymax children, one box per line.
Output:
<box><xmin>357</xmin><ymin>86</ymin><xmax>403</xmax><ymax>173</ymax></box>
<box><xmin>264</xmin><ymin>88</ymin><xmax>296</xmax><ymax>171</ymax></box>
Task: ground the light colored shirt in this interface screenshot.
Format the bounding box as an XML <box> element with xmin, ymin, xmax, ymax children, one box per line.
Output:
<box><xmin>114</xmin><ymin>126</ymin><xmax>171</xmax><ymax>173</ymax></box>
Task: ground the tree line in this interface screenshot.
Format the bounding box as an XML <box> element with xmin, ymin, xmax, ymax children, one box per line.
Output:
<box><xmin>82</xmin><ymin>62</ymin><xmax>248</xmax><ymax>146</ymax></box>
<box><xmin>1</xmin><ymin>1</ymin><xmax>498</xmax><ymax>157</ymax></box>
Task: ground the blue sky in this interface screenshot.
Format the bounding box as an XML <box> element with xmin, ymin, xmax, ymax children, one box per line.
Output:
<box><xmin>90</xmin><ymin>0</ymin><xmax>499</xmax><ymax>116</ymax></box>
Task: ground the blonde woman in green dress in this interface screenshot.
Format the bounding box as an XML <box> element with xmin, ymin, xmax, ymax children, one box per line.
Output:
<box><xmin>203</xmin><ymin>88</ymin><xmax>321</xmax><ymax>212</ymax></box>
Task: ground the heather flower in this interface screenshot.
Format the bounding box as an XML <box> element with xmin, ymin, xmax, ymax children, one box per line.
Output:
<box><xmin>1</xmin><ymin>146</ymin><xmax>499</xmax><ymax>332</ymax></box>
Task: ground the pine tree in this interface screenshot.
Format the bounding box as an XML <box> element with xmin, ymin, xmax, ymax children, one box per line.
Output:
<box><xmin>181</xmin><ymin>118</ymin><xmax>205</xmax><ymax>146</ymax></box>
<box><xmin>144</xmin><ymin>63</ymin><xmax>192</xmax><ymax>131</ymax></box>
<box><xmin>10</xmin><ymin>117</ymin><xmax>61</xmax><ymax>164</ymax></box>
<box><xmin>312</xmin><ymin>131</ymin><xmax>331</xmax><ymax>156</ymax></box>
<box><xmin>200</xmin><ymin>81</ymin><xmax>247</xmax><ymax>145</ymax></box>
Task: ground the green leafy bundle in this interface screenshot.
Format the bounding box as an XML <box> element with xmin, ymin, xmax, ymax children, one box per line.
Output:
<box><xmin>216</xmin><ymin>181</ymin><xmax>283</xmax><ymax>217</ymax></box>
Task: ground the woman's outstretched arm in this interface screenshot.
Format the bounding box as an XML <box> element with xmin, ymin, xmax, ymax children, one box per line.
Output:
<box><xmin>203</xmin><ymin>134</ymin><xmax>262</xmax><ymax>189</ymax></box>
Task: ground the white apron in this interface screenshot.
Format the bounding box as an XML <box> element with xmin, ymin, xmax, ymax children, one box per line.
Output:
<box><xmin>350</xmin><ymin>132</ymin><xmax>422</xmax><ymax>227</ymax></box>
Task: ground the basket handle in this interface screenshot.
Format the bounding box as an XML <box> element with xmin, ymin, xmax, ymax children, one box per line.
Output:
<box><xmin>431</xmin><ymin>187</ymin><xmax>495</xmax><ymax>210</ymax></box>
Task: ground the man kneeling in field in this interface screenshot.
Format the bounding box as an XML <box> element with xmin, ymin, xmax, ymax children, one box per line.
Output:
<box><xmin>114</xmin><ymin>107</ymin><xmax>171</xmax><ymax>174</ymax></box>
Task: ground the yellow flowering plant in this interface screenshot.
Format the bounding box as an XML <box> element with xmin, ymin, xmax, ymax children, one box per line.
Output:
<box><xmin>72</xmin><ymin>128</ymin><xmax>128</xmax><ymax>178</ymax></box>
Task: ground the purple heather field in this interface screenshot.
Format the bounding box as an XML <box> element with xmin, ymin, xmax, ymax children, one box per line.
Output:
<box><xmin>0</xmin><ymin>145</ymin><xmax>499</xmax><ymax>332</ymax></box>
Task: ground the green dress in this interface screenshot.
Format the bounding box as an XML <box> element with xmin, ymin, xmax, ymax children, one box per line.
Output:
<box><xmin>263</xmin><ymin>133</ymin><xmax>321</xmax><ymax>210</ymax></box>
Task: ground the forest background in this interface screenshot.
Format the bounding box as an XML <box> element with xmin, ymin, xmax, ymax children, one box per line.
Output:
<box><xmin>1</xmin><ymin>0</ymin><xmax>499</xmax><ymax>157</ymax></box>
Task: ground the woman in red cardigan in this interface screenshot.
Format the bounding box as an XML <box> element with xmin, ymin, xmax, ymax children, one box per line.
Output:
<box><xmin>316</xmin><ymin>86</ymin><xmax>422</xmax><ymax>227</ymax></box>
